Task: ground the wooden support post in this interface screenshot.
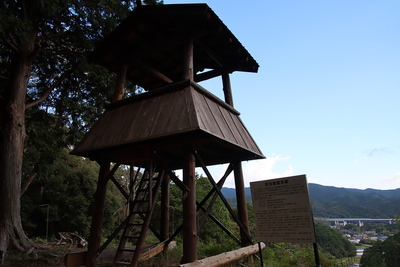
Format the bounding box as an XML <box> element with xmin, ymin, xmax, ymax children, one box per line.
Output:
<box><xmin>223</xmin><ymin>72</ymin><xmax>252</xmax><ymax>246</ymax></box>
<box><xmin>234</xmin><ymin>161</ymin><xmax>252</xmax><ymax>246</ymax></box>
<box><xmin>183</xmin><ymin>38</ymin><xmax>194</xmax><ymax>80</ymax></box>
<box><xmin>181</xmin><ymin>148</ymin><xmax>197</xmax><ymax>264</ymax></box>
<box><xmin>160</xmin><ymin>175</ymin><xmax>170</xmax><ymax>241</ymax></box>
<box><xmin>222</xmin><ymin>72</ymin><xmax>234</xmax><ymax>107</ymax></box>
<box><xmin>85</xmin><ymin>162</ymin><xmax>110</xmax><ymax>267</ymax></box>
<box><xmin>182</xmin><ymin>41</ymin><xmax>196</xmax><ymax>264</ymax></box>
<box><xmin>112</xmin><ymin>64</ymin><xmax>128</xmax><ymax>103</ymax></box>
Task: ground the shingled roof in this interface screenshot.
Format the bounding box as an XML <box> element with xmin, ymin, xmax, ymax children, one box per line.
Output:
<box><xmin>71</xmin><ymin>80</ymin><xmax>264</xmax><ymax>168</ymax></box>
<box><xmin>89</xmin><ymin>4</ymin><xmax>259</xmax><ymax>91</ymax></box>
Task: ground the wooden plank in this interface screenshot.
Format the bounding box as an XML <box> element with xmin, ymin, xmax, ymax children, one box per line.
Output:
<box><xmin>65</xmin><ymin>241</ymin><xmax>173</xmax><ymax>267</ymax></box>
<box><xmin>111</xmin><ymin>103</ymin><xmax>142</xmax><ymax>146</ymax></box>
<box><xmin>151</xmin><ymin>89</ymin><xmax>189</xmax><ymax>136</ymax></box>
<box><xmin>183</xmin><ymin>86</ymin><xmax>200</xmax><ymax>131</ymax></box>
<box><xmin>216</xmin><ymin>104</ymin><xmax>240</xmax><ymax>145</ymax></box>
<box><xmin>205</xmin><ymin>97</ymin><xmax>243</xmax><ymax>144</ymax></box>
<box><xmin>106</xmin><ymin>80</ymin><xmax>190</xmax><ymax>108</ymax></box>
<box><xmin>204</xmin><ymin>97</ymin><xmax>228</xmax><ymax>139</ymax></box>
<box><xmin>229</xmin><ymin>113</ymin><xmax>263</xmax><ymax>154</ymax></box>
<box><xmin>190</xmin><ymin>81</ymin><xmax>240</xmax><ymax>115</ymax></box>
<box><xmin>190</xmin><ymin>89</ymin><xmax>223</xmax><ymax>137</ymax></box>
<box><xmin>64</xmin><ymin>251</ymin><xmax>86</xmax><ymax>267</ymax></box>
<box><xmin>179</xmin><ymin>243</ymin><xmax>266</xmax><ymax>267</ymax></box>
<box><xmin>139</xmin><ymin>242</ymin><xmax>167</xmax><ymax>261</ymax></box>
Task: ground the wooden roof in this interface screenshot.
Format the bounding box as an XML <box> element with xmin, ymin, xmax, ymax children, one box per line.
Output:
<box><xmin>71</xmin><ymin>80</ymin><xmax>264</xmax><ymax>168</ymax></box>
<box><xmin>89</xmin><ymin>4</ymin><xmax>259</xmax><ymax>91</ymax></box>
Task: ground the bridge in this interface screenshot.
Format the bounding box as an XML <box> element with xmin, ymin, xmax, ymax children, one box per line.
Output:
<box><xmin>322</xmin><ymin>218</ymin><xmax>395</xmax><ymax>226</ymax></box>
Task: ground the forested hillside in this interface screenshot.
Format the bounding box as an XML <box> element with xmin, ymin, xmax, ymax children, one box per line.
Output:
<box><xmin>308</xmin><ymin>183</ymin><xmax>400</xmax><ymax>218</ymax></box>
<box><xmin>222</xmin><ymin>184</ymin><xmax>400</xmax><ymax>218</ymax></box>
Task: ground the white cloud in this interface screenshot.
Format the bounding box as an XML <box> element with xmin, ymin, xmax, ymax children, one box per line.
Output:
<box><xmin>365</xmin><ymin>148</ymin><xmax>393</xmax><ymax>157</ymax></box>
<box><xmin>175</xmin><ymin>154</ymin><xmax>294</xmax><ymax>189</ymax></box>
<box><xmin>211</xmin><ymin>154</ymin><xmax>293</xmax><ymax>188</ymax></box>
<box><xmin>384</xmin><ymin>172</ymin><xmax>400</xmax><ymax>187</ymax></box>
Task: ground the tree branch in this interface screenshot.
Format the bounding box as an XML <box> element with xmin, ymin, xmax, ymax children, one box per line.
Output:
<box><xmin>25</xmin><ymin>64</ymin><xmax>78</xmax><ymax>110</ymax></box>
<box><xmin>37</xmin><ymin>31</ymin><xmax>67</xmax><ymax>40</ymax></box>
<box><xmin>4</xmin><ymin>34</ymin><xmax>19</xmax><ymax>52</ymax></box>
<box><xmin>20</xmin><ymin>173</ymin><xmax>36</xmax><ymax>197</ymax></box>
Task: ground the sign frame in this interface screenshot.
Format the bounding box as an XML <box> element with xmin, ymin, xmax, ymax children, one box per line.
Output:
<box><xmin>250</xmin><ymin>174</ymin><xmax>316</xmax><ymax>243</ymax></box>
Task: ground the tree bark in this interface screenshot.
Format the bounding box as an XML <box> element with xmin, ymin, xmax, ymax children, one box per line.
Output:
<box><xmin>0</xmin><ymin>29</ymin><xmax>37</xmax><ymax>262</ymax></box>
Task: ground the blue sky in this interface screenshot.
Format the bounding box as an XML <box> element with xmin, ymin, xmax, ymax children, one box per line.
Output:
<box><xmin>169</xmin><ymin>0</ymin><xmax>400</xmax><ymax>190</ymax></box>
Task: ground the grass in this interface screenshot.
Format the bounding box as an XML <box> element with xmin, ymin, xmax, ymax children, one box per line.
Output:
<box><xmin>2</xmin><ymin>240</ymin><xmax>357</xmax><ymax>267</ymax></box>
<box><xmin>2</xmin><ymin>242</ymin><xmax>85</xmax><ymax>267</ymax></box>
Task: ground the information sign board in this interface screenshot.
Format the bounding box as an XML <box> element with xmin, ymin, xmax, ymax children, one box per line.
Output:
<box><xmin>250</xmin><ymin>175</ymin><xmax>316</xmax><ymax>243</ymax></box>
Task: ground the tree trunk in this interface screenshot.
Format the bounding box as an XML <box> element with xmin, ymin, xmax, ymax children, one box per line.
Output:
<box><xmin>0</xmin><ymin>30</ymin><xmax>37</xmax><ymax>263</ymax></box>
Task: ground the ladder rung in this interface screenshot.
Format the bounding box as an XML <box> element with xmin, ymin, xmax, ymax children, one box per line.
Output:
<box><xmin>133</xmin><ymin>199</ymin><xmax>148</xmax><ymax>202</ymax></box>
<box><xmin>129</xmin><ymin>198</ymin><xmax>149</xmax><ymax>204</ymax></box>
<box><xmin>115</xmin><ymin>261</ymin><xmax>131</xmax><ymax>266</ymax></box>
<box><xmin>128</xmin><ymin>223</ymin><xmax>143</xmax><ymax>226</ymax></box>
<box><xmin>124</xmin><ymin>235</ymin><xmax>140</xmax><ymax>239</ymax></box>
<box><xmin>131</xmin><ymin>211</ymin><xmax>146</xmax><ymax>217</ymax></box>
<box><xmin>120</xmin><ymin>248</ymin><xmax>136</xmax><ymax>252</ymax></box>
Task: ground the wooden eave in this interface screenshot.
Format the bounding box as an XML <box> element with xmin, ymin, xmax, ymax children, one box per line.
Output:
<box><xmin>89</xmin><ymin>4</ymin><xmax>259</xmax><ymax>91</ymax></box>
<box><xmin>71</xmin><ymin>80</ymin><xmax>264</xmax><ymax>167</ymax></box>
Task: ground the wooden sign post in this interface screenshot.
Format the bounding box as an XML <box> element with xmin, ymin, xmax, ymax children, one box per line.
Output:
<box><xmin>250</xmin><ymin>175</ymin><xmax>321</xmax><ymax>267</ymax></box>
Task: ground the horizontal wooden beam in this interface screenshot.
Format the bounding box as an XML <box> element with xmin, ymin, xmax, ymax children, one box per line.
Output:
<box><xmin>195</xmin><ymin>37</ymin><xmax>224</xmax><ymax>68</ymax></box>
<box><xmin>179</xmin><ymin>243</ymin><xmax>266</xmax><ymax>267</ymax></box>
<box><xmin>131</xmin><ymin>59</ymin><xmax>174</xmax><ymax>84</ymax></box>
<box><xmin>194</xmin><ymin>69</ymin><xmax>222</xmax><ymax>82</ymax></box>
<box><xmin>64</xmin><ymin>242</ymin><xmax>175</xmax><ymax>267</ymax></box>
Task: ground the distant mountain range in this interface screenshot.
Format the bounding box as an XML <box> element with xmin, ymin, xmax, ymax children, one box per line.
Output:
<box><xmin>221</xmin><ymin>184</ymin><xmax>400</xmax><ymax>218</ymax></box>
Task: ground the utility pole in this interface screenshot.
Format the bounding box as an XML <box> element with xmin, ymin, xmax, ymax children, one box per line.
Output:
<box><xmin>39</xmin><ymin>204</ymin><xmax>49</xmax><ymax>241</ymax></box>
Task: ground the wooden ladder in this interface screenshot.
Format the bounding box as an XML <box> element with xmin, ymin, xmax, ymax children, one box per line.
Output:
<box><xmin>112</xmin><ymin>167</ymin><xmax>164</xmax><ymax>267</ymax></box>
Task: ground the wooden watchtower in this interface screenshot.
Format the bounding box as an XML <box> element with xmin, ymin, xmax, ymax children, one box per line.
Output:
<box><xmin>71</xmin><ymin>4</ymin><xmax>264</xmax><ymax>267</ymax></box>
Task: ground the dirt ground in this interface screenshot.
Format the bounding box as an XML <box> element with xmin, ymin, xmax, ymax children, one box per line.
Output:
<box><xmin>1</xmin><ymin>243</ymin><xmax>85</xmax><ymax>267</ymax></box>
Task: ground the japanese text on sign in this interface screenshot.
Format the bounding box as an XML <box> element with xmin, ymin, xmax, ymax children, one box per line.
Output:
<box><xmin>250</xmin><ymin>175</ymin><xmax>316</xmax><ymax>243</ymax></box>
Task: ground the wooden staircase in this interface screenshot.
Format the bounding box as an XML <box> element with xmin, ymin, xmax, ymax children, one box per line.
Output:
<box><xmin>112</xmin><ymin>166</ymin><xmax>164</xmax><ymax>267</ymax></box>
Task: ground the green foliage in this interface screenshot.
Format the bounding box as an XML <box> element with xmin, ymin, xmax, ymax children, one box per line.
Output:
<box><xmin>1</xmin><ymin>0</ymin><xmax>162</xmax><ymax>144</ymax></box>
<box><xmin>309</xmin><ymin>184</ymin><xmax>400</xmax><ymax>218</ymax></box>
<box><xmin>195</xmin><ymin>176</ymin><xmax>234</xmax><ymax>243</ymax></box>
<box><xmin>21</xmin><ymin>148</ymin><xmax>125</xmax><ymax>239</ymax></box>
<box><xmin>261</xmin><ymin>243</ymin><xmax>338</xmax><ymax>267</ymax></box>
<box><xmin>360</xmin><ymin>232</ymin><xmax>400</xmax><ymax>267</ymax></box>
<box><xmin>151</xmin><ymin>173</ymin><xmax>237</xmax><ymax>247</ymax></box>
<box><xmin>198</xmin><ymin>240</ymin><xmax>237</xmax><ymax>258</ymax></box>
<box><xmin>23</xmin><ymin>108</ymin><xmax>69</xmax><ymax>190</ymax></box>
<box><xmin>2</xmin><ymin>0</ymin><xmax>162</xmax><ymax>244</ymax></box>
<box><xmin>224</xmin><ymin>185</ymin><xmax>400</xmax><ymax>219</ymax></box>
<box><xmin>315</xmin><ymin>222</ymin><xmax>356</xmax><ymax>258</ymax></box>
